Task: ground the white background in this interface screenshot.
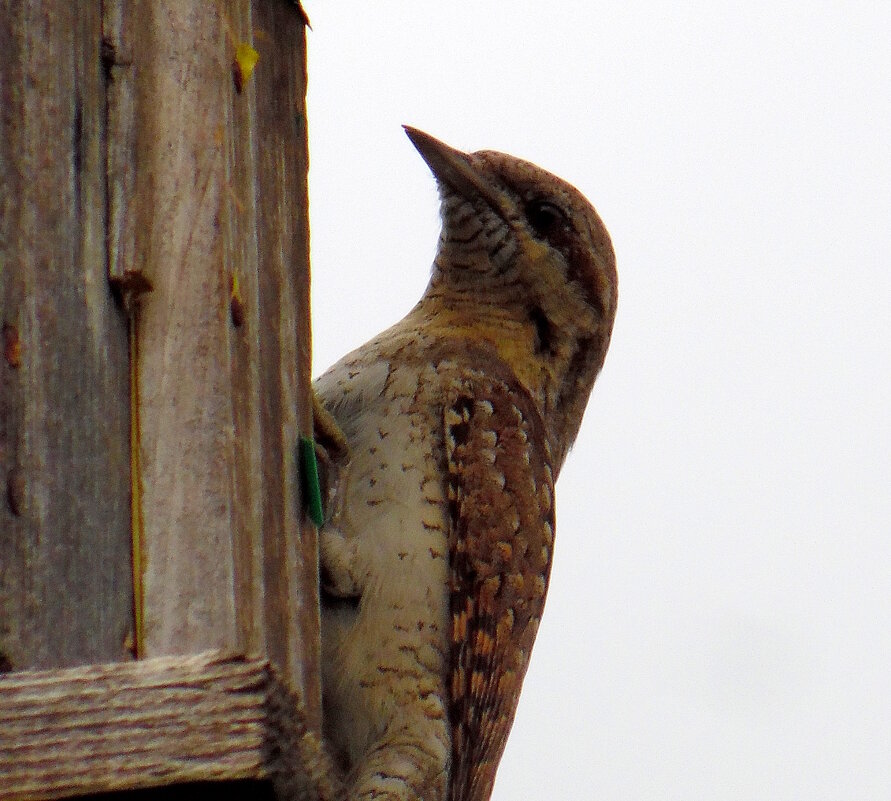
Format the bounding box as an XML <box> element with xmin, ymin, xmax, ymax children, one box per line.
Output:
<box><xmin>303</xmin><ymin>3</ymin><xmax>890</xmax><ymax>799</ymax></box>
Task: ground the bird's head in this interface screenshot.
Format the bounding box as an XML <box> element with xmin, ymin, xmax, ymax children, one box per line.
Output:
<box><xmin>405</xmin><ymin>126</ymin><xmax>618</xmax><ymax>466</ymax></box>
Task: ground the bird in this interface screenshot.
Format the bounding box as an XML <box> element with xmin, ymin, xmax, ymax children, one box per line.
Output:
<box><xmin>313</xmin><ymin>126</ymin><xmax>617</xmax><ymax>801</ymax></box>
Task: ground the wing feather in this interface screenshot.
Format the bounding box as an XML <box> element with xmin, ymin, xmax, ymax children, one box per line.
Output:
<box><xmin>444</xmin><ymin>374</ymin><xmax>556</xmax><ymax>801</ymax></box>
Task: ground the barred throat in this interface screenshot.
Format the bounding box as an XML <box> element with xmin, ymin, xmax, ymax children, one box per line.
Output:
<box><xmin>436</xmin><ymin>191</ymin><xmax>518</xmax><ymax>273</ymax></box>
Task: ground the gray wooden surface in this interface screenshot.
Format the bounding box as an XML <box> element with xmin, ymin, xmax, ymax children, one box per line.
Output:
<box><xmin>0</xmin><ymin>0</ymin><xmax>321</xmax><ymax>795</ymax></box>
<box><xmin>0</xmin><ymin>1</ymin><xmax>133</xmax><ymax>671</ymax></box>
<box><xmin>0</xmin><ymin>651</ymin><xmax>327</xmax><ymax>800</ymax></box>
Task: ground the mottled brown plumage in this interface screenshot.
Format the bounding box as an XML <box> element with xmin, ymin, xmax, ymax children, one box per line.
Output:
<box><xmin>316</xmin><ymin>128</ymin><xmax>617</xmax><ymax>801</ymax></box>
<box><xmin>445</xmin><ymin>372</ymin><xmax>554</xmax><ymax>801</ymax></box>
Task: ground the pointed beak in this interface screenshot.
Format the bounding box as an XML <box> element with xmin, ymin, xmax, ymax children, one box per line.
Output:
<box><xmin>403</xmin><ymin>126</ymin><xmax>509</xmax><ymax>220</ymax></box>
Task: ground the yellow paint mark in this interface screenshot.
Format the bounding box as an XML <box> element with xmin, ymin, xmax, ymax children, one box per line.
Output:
<box><xmin>129</xmin><ymin>315</ymin><xmax>144</xmax><ymax>657</ymax></box>
<box><xmin>108</xmin><ymin>271</ymin><xmax>155</xmax><ymax>659</ymax></box>
<box><xmin>233</xmin><ymin>43</ymin><xmax>260</xmax><ymax>92</ymax></box>
<box><xmin>229</xmin><ymin>271</ymin><xmax>245</xmax><ymax>327</ymax></box>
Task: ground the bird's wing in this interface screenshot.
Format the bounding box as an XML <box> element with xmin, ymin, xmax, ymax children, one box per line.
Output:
<box><xmin>444</xmin><ymin>374</ymin><xmax>556</xmax><ymax>801</ymax></box>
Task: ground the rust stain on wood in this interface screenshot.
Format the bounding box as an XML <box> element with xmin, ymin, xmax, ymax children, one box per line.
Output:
<box><xmin>2</xmin><ymin>323</ymin><xmax>21</xmax><ymax>368</ymax></box>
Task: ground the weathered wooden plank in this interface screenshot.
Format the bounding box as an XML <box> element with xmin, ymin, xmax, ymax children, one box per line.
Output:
<box><xmin>84</xmin><ymin>780</ymin><xmax>278</xmax><ymax>801</ymax></box>
<box><xmin>103</xmin><ymin>0</ymin><xmax>138</xmax><ymax>285</ymax></box>
<box><xmin>0</xmin><ymin>1</ymin><xmax>326</xmax><ymax>794</ymax></box>
<box><xmin>249</xmin><ymin>0</ymin><xmax>320</xmax><ymax>728</ymax></box>
<box><xmin>123</xmin><ymin>3</ymin><xmax>319</xmax><ymax>689</ymax></box>
<box><xmin>0</xmin><ymin>0</ymin><xmax>132</xmax><ymax>670</ymax></box>
<box><xmin>219</xmin><ymin>0</ymin><xmax>268</xmax><ymax>669</ymax></box>
<box><xmin>0</xmin><ymin>651</ymin><xmax>324</xmax><ymax>800</ymax></box>
<box><xmin>119</xmin><ymin>2</ymin><xmax>241</xmax><ymax>657</ymax></box>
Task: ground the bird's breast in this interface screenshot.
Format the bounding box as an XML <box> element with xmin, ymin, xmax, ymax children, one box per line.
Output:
<box><xmin>320</xmin><ymin>357</ymin><xmax>454</xmax><ymax>762</ymax></box>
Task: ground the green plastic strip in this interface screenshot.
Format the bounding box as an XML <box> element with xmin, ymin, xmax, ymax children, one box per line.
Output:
<box><xmin>299</xmin><ymin>435</ymin><xmax>325</xmax><ymax>527</ymax></box>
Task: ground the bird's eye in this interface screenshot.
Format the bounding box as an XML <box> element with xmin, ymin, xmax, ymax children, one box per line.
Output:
<box><xmin>525</xmin><ymin>200</ymin><xmax>569</xmax><ymax>241</ymax></box>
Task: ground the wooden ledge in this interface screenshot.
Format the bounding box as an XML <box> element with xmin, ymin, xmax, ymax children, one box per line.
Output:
<box><xmin>0</xmin><ymin>651</ymin><xmax>325</xmax><ymax>800</ymax></box>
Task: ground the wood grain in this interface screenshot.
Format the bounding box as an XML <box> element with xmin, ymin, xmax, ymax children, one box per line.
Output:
<box><xmin>0</xmin><ymin>0</ymin><xmax>132</xmax><ymax>671</ymax></box>
<box><xmin>0</xmin><ymin>2</ymin><xmax>322</xmax><ymax>795</ymax></box>
<box><xmin>0</xmin><ymin>651</ymin><xmax>322</xmax><ymax>800</ymax></box>
<box><xmin>249</xmin><ymin>0</ymin><xmax>320</xmax><ymax>727</ymax></box>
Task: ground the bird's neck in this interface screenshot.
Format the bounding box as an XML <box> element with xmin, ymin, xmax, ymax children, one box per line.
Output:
<box><xmin>406</xmin><ymin>262</ymin><xmax>609</xmax><ymax>468</ymax></box>
<box><xmin>409</xmin><ymin>284</ymin><xmax>579</xmax><ymax>414</ymax></box>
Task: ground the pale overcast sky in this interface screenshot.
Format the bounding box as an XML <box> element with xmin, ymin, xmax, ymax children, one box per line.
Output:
<box><xmin>304</xmin><ymin>3</ymin><xmax>890</xmax><ymax>799</ymax></box>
